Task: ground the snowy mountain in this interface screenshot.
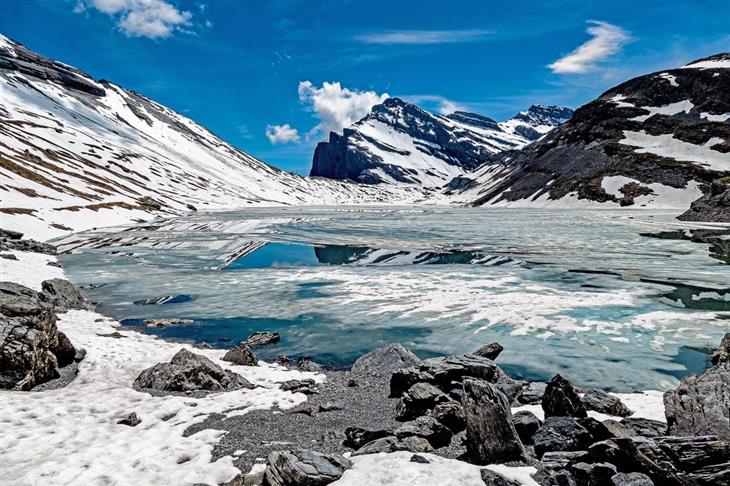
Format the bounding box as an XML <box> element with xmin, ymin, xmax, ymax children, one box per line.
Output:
<box><xmin>0</xmin><ymin>35</ymin><xmax>422</xmax><ymax>240</ymax></box>
<box><xmin>453</xmin><ymin>53</ymin><xmax>730</xmax><ymax>220</ymax></box>
<box><xmin>310</xmin><ymin>98</ymin><xmax>572</xmax><ymax>187</ymax></box>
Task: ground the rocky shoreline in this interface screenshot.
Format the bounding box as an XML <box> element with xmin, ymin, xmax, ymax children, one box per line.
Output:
<box><xmin>1</xmin><ymin>231</ymin><xmax>728</xmax><ymax>486</ymax></box>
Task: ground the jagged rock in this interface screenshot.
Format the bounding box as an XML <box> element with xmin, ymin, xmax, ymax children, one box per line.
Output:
<box><xmin>0</xmin><ymin>238</ymin><xmax>57</xmax><ymax>255</ymax></box>
<box><xmin>496</xmin><ymin>380</ymin><xmax>527</xmax><ymax>405</ymax></box>
<box><xmin>280</xmin><ymin>379</ymin><xmax>317</xmax><ymax>394</ymax></box>
<box><xmin>569</xmin><ymin>462</ymin><xmax>617</xmax><ymax>486</ymax></box>
<box><xmin>518</xmin><ymin>381</ymin><xmax>547</xmax><ymax>405</ymax></box>
<box><xmin>222</xmin><ymin>344</ymin><xmax>258</xmax><ymax>366</ymax></box>
<box><xmin>117</xmin><ymin>412</ymin><xmax>141</xmax><ymax>427</ymax></box>
<box><xmin>395</xmin><ymin>382</ymin><xmax>451</xmax><ymax>420</ymax></box>
<box><xmin>263</xmin><ymin>450</ymin><xmax>351</xmax><ymax>485</ymax></box>
<box><xmin>533</xmin><ymin>417</ymin><xmax>592</xmax><ymax>458</ymax></box>
<box><xmin>394</xmin><ymin>415</ymin><xmax>452</xmax><ymax>449</ymax></box>
<box><xmin>541</xmin><ymin>451</ymin><xmax>590</xmax><ymax>470</ymax></box>
<box><xmin>431</xmin><ymin>401</ymin><xmax>466</xmax><ymax>432</ymax></box>
<box><xmin>351</xmin><ymin>435</ymin><xmax>433</xmax><ymax>456</ymax></box>
<box><xmin>664</xmin><ymin>362</ymin><xmax>730</xmax><ymax>439</ymax></box>
<box><xmin>462</xmin><ymin>378</ymin><xmax>526</xmax><ymax>464</ymax></box>
<box><xmin>542</xmin><ymin>374</ymin><xmax>587</xmax><ymax>418</ymax></box>
<box><xmin>410</xmin><ymin>454</ymin><xmax>430</xmax><ymax>464</ymax></box>
<box><xmin>343</xmin><ymin>426</ymin><xmax>391</xmax><ymax>449</ymax></box>
<box><xmin>610</xmin><ymin>472</ymin><xmax>654</xmax><ymax>486</ymax></box>
<box><xmin>582</xmin><ymin>389</ymin><xmax>632</xmax><ymax>417</ymax></box>
<box><xmin>351</xmin><ymin>343</ymin><xmax>420</xmax><ymax>377</ymax></box>
<box><xmin>133</xmin><ymin>349</ymin><xmax>253</xmax><ymax>392</ymax></box>
<box><xmin>481</xmin><ymin>468</ymin><xmax>521</xmax><ymax>485</ymax></box>
<box><xmin>244</xmin><ymin>331</ymin><xmax>280</xmax><ymax>348</ymax></box>
<box><xmin>588</xmin><ymin>437</ymin><xmax>686</xmax><ymax>486</ymax></box>
<box><xmin>512</xmin><ymin>410</ymin><xmax>542</xmax><ymax>445</ymax></box>
<box><xmin>473</xmin><ymin>342</ymin><xmax>504</xmax><ymax>360</ymax></box>
<box><xmin>40</xmin><ymin>279</ymin><xmax>87</xmax><ymax>311</ymax></box>
<box><xmin>712</xmin><ymin>333</ymin><xmax>730</xmax><ymax>366</ymax></box>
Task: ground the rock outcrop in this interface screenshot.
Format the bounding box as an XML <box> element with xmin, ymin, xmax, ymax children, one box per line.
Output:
<box><xmin>542</xmin><ymin>374</ymin><xmax>588</xmax><ymax>418</ymax></box>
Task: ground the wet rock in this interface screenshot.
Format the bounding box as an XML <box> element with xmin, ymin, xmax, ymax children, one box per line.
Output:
<box><xmin>117</xmin><ymin>412</ymin><xmax>141</xmax><ymax>427</ymax></box>
<box><xmin>541</xmin><ymin>451</ymin><xmax>590</xmax><ymax>470</ymax></box>
<box><xmin>542</xmin><ymin>374</ymin><xmax>587</xmax><ymax>418</ymax></box>
<box><xmin>518</xmin><ymin>381</ymin><xmax>547</xmax><ymax>405</ymax></box>
<box><xmin>40</xmin><ymin>279</ymin><xmax>87</xmax><ymax>311</ymax></box>
<box><xmin>582</xmin><ymin>389</ymin><xmax>632</xmax><ymax>417</ymax></box>
<box><xmin>351</xmin><ymin>343</ymin><xmax>420</xmax><ymax>377</ymax></box>
<box><xmin>431</xmin><ymin>401</ymin><xmax>466</xmax><ymax>433</ymax></box>
<box><xmin>512</xmin><ymin>410</ymin><xmax>542</xmax><ymax>445</ymax></box>
<box><xmin>711</xmin><ymin>333</ymin><xmax>730</xmax><ymax>366</ymax></box>
<box><xmin>263</xmin><ymin>449</ymin><xmax>351</xmax><ymax>486</ymax></box>
<box><xmin>410</xmin><ymin>454</ymin><xmax>430</xmax><ymax>464</ymax></box>
<box><xmin>133</xmin><ymin>348</ymin><xmax>253</xmax><ymax>392</ymax></box>
<box><xmin>343</xmin><ymin>426</ymin><xmax>392</xmax><ymax>449</ymax></box>
<box><xmin>244</xmin><ymin>331</ymin><xmax>280</xmax><ymax>348</ymax></box>
<box><xmin>664</xmin><ymin>362</ymin><xmax>730</xmax><ymax>439</ymax></box>
<box><xmin>462</xmin><ymin>378</ymin><xmax>527</xmax><ymax>464</ymax></box>
<box><xmin>533</xmin><ymin>417</ymin><xmax>592</xmax><ymax>458</ymax></box>
<box><xmin>222</xmin><ymin>344</ymin><xmax>258</xmax><ymax>367</ymax></box>
<box><xmin>395</xmin><ymin>382</ymin><xmax>451</xmax><ymax>421</ymax></box>
<box><xmin>473</xmin><ymin>342</ymin><xmax>504</xmax><ymax>360</ymax></box>
<box><xmin>394</xmin><ymin>415</ymin><xmax>452</xmax><ymax>449</ymax></box>
<box><xmin>481</xmin><ymin>468</ymin><xmax>521</xmax><ymax>486</ymax></box>
<box><xmin>280</xmin><ymin>379</ymin><xmax>317</xmax><ymax>394</ymax></box>
<box><xmin>610</xmin><ymin>472</ymin><xmax>654</xmax><ymax>486</ymax></box>
<box><xmin>569</xmin><ymin>462</ymin><xmax>617</xmax><ymax>486</ymax></box>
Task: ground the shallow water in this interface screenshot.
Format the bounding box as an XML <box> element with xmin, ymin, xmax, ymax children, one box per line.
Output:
<box><xmin>57</xmin><ymin>206</ymin><xmax>729</xmax><ymax>391</ymax></box>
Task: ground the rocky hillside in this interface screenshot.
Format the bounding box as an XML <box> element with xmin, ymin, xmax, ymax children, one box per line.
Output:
<box><xmin>454</xmin><ymin>53</ymin><xmax>730</xmax><ymax>219</ymax></box>
<box><xmin>0</xmin><ymin>35</ymin><xmax>420</xmax><ymax>241</ymax></box>
<box><xmin>310</xmin><ymin>98</ymin><xmax>572</xmax><ymax>187</ymax></box>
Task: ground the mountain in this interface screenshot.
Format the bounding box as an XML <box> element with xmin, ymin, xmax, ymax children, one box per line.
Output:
<box><xmin>453</xmin><ymin>53</ymin><xmax>730</xmax><ymax>220</ymax></box>
<box><xmin>310</xmin><ymin>98</ymin><xmax>572</xmax><ymax>187</ymax></box>
<box><xmin>0</xmin><ymin>35</ymin><xmax>420</xmax><ymax>240</ymax></box>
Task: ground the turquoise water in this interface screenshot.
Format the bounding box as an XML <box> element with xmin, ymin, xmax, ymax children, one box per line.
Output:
<box><xmin>56</xmin><ymin>206</ymin><xmax>729</xmax><ymax>391</ymax></box>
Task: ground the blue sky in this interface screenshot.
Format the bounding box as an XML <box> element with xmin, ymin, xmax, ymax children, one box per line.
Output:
<box><xmin>3</xmin><ymin>1</ymin><xmax>729</xmax><ymax>173</ymax></box>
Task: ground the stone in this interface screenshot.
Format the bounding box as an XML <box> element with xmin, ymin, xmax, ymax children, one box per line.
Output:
<box><xmin>394</xmin><ymin>415</ymin><xmax>452</xmax><ymax>449</ymax></box>
<box><xmin>222</xmin><ymin>344</ymin><xmax>258</xmax><ymax>366</ymax></box>
<box><xmin>395</xmin><ymin>382</ymin><xmax>451</xmax><ymax>421</ymax></box>
<box><xmin>0</xmin><ymin>228</ymin><xmax>23</xmax><ymax>240</ymax></box>
<box><xmin>663</xmin><ymin>362</ymin><xmax>730</xmax><ymax>439</ymax></box>
<box><xmin>410</xmin><ymin>454</ymin><xmax>430</xmax><ymax>464</ymax></box>
<box><xmin>512</xmin><ymin>410</ymin><xmax>542</xmax><ymax>445</ymax></box>
<box><xmin>343</xmin><ymin>426</ymin><xmax>391</xmax><ymax>449</ymax></box>
<box><xmin>40</xmin><ymin>279</ymin><xmax>87</xmax><ymax>311</ymax></box>
<box><xmin>133</xmin><ymin>349</ymin><xmax>253</xmax><ymax>392</ymax></box>
<box><xmin>317</xmin><ymin>402</ymin><xmax>343</xmax><ymax>413</ymax></box>
<box><xmin>481</xmin><ymin>468</ymin><xmax>521</xmax><ymax>486</ymax></box>
<box><xmin>712</xmin><ymin>333</ymin><xmax>730</xmax><ymax>366</ymax></box>
<box><xmin>143</xmin><ymin>319</ymin><xmax>194</xmax><ymax>328</ymax></box>
<box><xmin>351</xmin><ymin>435</ymin><xmax>433</xmax><ymax>456</ymax></box>
<box><xmin>473</xmin><ymin>342</ymin><xmax>504</xmax><ymax>360</ymax></box>
<box><xmin>577</xmin><ymin>417</ymin><xmax>615</xmax><ymax>443</ymax></box>
<box><xmin>117</xmin><ymin>412</ymin><xmax>141</xmax><ymax>427</ymax></box>
<box><xmin>280</xmin><ymin>379</ymin><xmax>317</xmax><ymax>394</ymax></box>
<box><xmin>533</xmin><ymin>417</ymin><xmax>592</xmax><ymax>458</ymax></box>
<box><xmin>569</xmin><ymin>462</ymin><xmax>617</xmax><ymax>486</ymax></box>
<box><xmin>582</xmin><ymin>389</ymin><xmax>632</xmax><ymax>417</ymax></box>
<box><xmin>589</xmin><ymin>437</ymin><xmax>686</xmax><ymax>486</ymax></box>
<box><xmin>296</xmin><ymin>358</ymin><xmax>323</xmax><ymax>372</ymax></box>
<box><xmin>542</xmin><ymin>374</ymin><xmax>587</xmax><ymax>418</ymax></box>
<box><xmin>602</xmin><ymin>418</ymin><xmax>667</xmax><ymax>438</ymax></box>
<box><xmin>351</xmin><ymin>343</ymin><xmax>420</xmax><ymax>377</ymax></box>
<box><xmin>0</xmin><ymin>253</ymin><xmax>18</xmax><ymax>260</ymax></box>
<box><xmin>655</xmin><ymin>435</ymin><xmax>730</xmax><ymax>471</ymax></box>
<box><xmin>610</xmin><ymin>472</ymin><xmax>654</xmax><ymax>486</ymax></box>
<box><xmin>532</xmin><ymin>467</ymin><xmax>577</xmax><ymax>486</ymax></box>
<box><xmin>263</xmin><ymin>449</ymin><xmax>351</xmax><ymax>486</ymax></box>
<box><xmin>518</xmin><ymin>382</ymin><xmax>547</xmax><ymax>405</ymax></box>
<box><xmin>244</xmin><ymin>331</ymin><xmax>280</xmax><ymax>348</ymax></box>
<box><xmin>431</xmin><ymin>401</ymin><xmax>466</xmax><ymax>433</ymax></box>
<box><xmin>462</xmin><ymin>378</ymin><xmax>527</xmax><ymax>464</ymax></box>
<box><xmin>541</xmin><ymin>451</ymin><xmax>590</xmax><ymax>470</ymax></box>
<box><xmin>53</xmin><ymin>331</ymin><xmax>76</xmax><ymax>367</ymax></box>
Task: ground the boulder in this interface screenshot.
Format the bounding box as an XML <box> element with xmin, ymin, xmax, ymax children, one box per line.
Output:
<box><xmin>280</xmin><ymin>379</ymin><xmax>317</xmax><ymax>394</ymax></box>
<box><xmin>462</xmin><ymin>378</ymin><xmax>527</xmax><ymax>464</ymax></box>
<box><xmin>343</xmin><ymin>426</ymin><xmax>391</xmax><ymax>449</ymax></box>
<box><xmin>531</xmin><ymin>467</ymin><xmax>577</xmax><ymax>486</ymax></box>
<box><xmin>263</xmin><ymin>450</ymin><xmax>351</xmax><ymax>486</ymax></box>
<box><xmin>351</xmin><ymin>435</ymin><xmax>433</xmax><ymax>456</ymax></box>
<box><xmin>655</xmin><ymin>435</ymin><xmax>730</xmax><ymax>472</ymax></box>
<box><xmin>518</xmin><ymin>381</ymin><xmax>547</xmax><ymax>405</ymax></box>
<box><xmin>512</xmin><ymin>410</ymin><xmax>542</xmax><ymax>445</ymax></box>
<box><xmin>711</xmin><ymin>333</ymin><xmax>730</xmax><ymax>366</ymax></box>
<box><xmin>296</xmin><ymin>358</ymin><xmax>323</xmax><ymax>372</ymax></box>
<box><xmin>351</xmin><ymin>343</ymin><xmax>420</xmax><ymax>377</ymax></box>
<box><xmin>541</xmin><ymin>451</ymin><xmax>590</xmax><ymax>470</ymax></box>
<box><xmin>602</xmin><ymin>418</ymin><xmax>667</xmax><ymax>438</ymax></box>
<box><xmin>0</xmin><ymin>228</ymin><xmax>23</xmax><ymax>240</ymax></box>
<box><xmin>223</xmin><ymin>344</ymin><xmax>258</xmax><ymax>366</ymax></box>
<box><xmin>663</xmin><ymin>362</ymin><xmax>730</xmax><ymax>439</ymax></box>
<box><xmin>40</xmin><ymin>279</ymin><xmax>87</xmax><ymax>311</ymax></box>
<box><xmin>410</xmin><ymin>454</ymin><xmax>430</xmax><ymax>464</ymax></box>
<box><xmin>533</xmin><ymin>417</ymin><xmax>592</xmax><ymax>458</ymax></box>
<box><xmin>569</xmin><ymin>462</ymin><xmax>617</xmax><ymax>486</ymax></box>
<box><xmin>395</xmin><ymin>382</ymin><xmax>451</xmax><ymax>421</ymax></box>
<box><xmin>582</xmin><ymin>389</ymin><xmax>632</xmax><ymax>417</ymax></box>
<box><xmin>542</xmin><ymin>374</ymin><xmax>587</xmax><ymax>418</ymax></box>
<box><xmin>394</xmin><ymin>415</ymin><xmax>452</xmax><ymax>449</ymax></box>
<box><xmin>588</xmin><ymin>437</ymin><xmax>686</xmax><ymax>486</ymax></box>
<box><xmin>473</xmin><ymin>342</ymin><xmax>504</xmax><ymax>360</ymax></box>
<box><xmin>244</xmin><ymin>331</ymin><xmax>280</xmax><ymax>348</ymax></box>
<box><xmin>610</xmin><ymin>472</ymin><xmax>654</xmax><ymax>486</ymax></box>
<box><xmin>481</xmin><ymin>468</ymin><xmax>521</xmax><ymax>486</ymax></box>
<box><xmin>133</xmin><ymin>348</ymin><xmax>253</xmax><ymax>392</ymax></box>
<box><xmin>577</xmin><ymin>417</ymin><xmax>615</xmax><ymax>443</ymax></box>
<box><xmin>431</xmin><ymin>401</ymin><xmax>466</xmax><ymax>433</ymax></box>
<box><xmin>53</xmin><ymin>331</ymin><xmax>76</xmax><ymax>367</ymax></box>
<box><xmin>117</xmin><ymin>412</ymin><xmax>141</xmax><ymax>427</ymax></box>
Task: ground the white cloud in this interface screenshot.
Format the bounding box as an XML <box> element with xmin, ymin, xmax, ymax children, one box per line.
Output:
<box><xmin>549</xmin><ymin>21</ymin><xmax>630</xmax><ymax>74</ymax></box>
<box><xmin>355</xmin><ymin>29</ymin><xmax>491</xmax><ymax>45</ymax></box>
<box><xmin>75</xmin><ymin>0</ymin><xmax>192</xmax><ymax>39</ymax></box>
<box><xmin>265</xmin><ymin>124</ymin><xmax>301</xmax><ymax>145</ymax></box>
<box><xmin>298</xmin><ymin>81</ymin><xmax>389</xmax><ymax>137</ymax></box>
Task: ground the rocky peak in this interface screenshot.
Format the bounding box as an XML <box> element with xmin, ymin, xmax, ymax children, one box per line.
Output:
<box><xmin>446</xmin><ymin>111</ymin><xmax>501</xmax><ymax>131</ymax></box>
<box><xmin>502</xmin><ymin>105</ymin><xmax>575</xmax><ymax>141</ymax></box>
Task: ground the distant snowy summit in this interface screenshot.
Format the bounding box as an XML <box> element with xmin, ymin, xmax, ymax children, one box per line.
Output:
<box><xmin>310</xmin><ymin>98</ymin><xmax>573</xmax><ymax>186</ymax></box>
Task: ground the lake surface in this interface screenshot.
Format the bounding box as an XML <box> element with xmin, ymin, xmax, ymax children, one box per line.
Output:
<box><xmin>56</xmin><ymin>206</ymin><xmax>729</xmax><ymax>391</ymax></box>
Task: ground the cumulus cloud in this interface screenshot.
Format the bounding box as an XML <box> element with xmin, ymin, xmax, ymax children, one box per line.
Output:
<box><xmin>298</xmin><ymin>81</ymin><xmax>389</xmax><ymax>137</ymax></box>
<box><xmin>549</xmin><ymin>21</ymin><xmax>630</xmax><ymax>74</ymax></box>
<box><xmin>355</xmin><ymin>29</ymin><xmax>491</xmax><ymax>45</ymax></box>
<box><xmin>75</xmin><ymin>0</ymin><xmax>192</xmax><ymax>39</ymax></box>
<box><xmin>265</xmin><ymin>124</ymin><xmax>301</xmax><ymax>145</ymax></box>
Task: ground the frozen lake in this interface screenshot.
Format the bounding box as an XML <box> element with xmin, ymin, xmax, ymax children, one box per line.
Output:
<box><xmin>56</xmin><ymin>206</ymin><xmax>729</xmax><ymax>391</ymax></box>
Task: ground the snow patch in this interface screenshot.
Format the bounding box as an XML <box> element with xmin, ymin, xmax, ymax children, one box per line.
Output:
<box><xmin>620</xmin><ymin>130</ymin><xmax>730</xmax><ymax>172</ymax></box>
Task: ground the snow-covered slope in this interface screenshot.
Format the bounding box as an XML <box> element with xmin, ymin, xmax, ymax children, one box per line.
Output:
<box><xmin>310</xmin><ymin>98</ymin><xmax>572</xmax><ymax>187</ymax></box>
<box><xmin>453</xmin><ymin>53</ymin><xmax>730</xmax><ymax>218</ymax></box>
<box><xmin>0</xmin><ymin>35</ymin><xmax>422</xmax><ymax>241</ymax></box>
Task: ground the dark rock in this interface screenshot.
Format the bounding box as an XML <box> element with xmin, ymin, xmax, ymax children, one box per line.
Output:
<box><xmin>0</xmin><ymin>238</ymin><xmax>56</xmax><ymax>254</ymax></box>
<box><xmin>496</xmin><ymin>380</ymin><xmax>527</xmax><ymax>405</ymax></box>
<box><xmin>74</xmin><ymin>348</ymin><xmax>86</xmax><ymax>362</ymax></box>
<box><xmin>512</xmin><ymin>410</ymin><xmax>542</xmax><ymax>445</ymax></box>
<box><xmin>655</xmin><ymin>435</ymin><xmax>730</xmax><ymax>471</ymax></box>
<box><xmin>577</xmin><ymin>417</ymin><xmax>616</xmax><ymax>442</ymax></box>
<box><xmin>244</xmin><ymin>331</ymin><xmax>280</xmax><ymax>348</ymax></box>
<box><xmin>473</xmin><ymin>342</ymin><xmax>504</xmax><ymax>360</ymax></box>
<box><xmin>610</xmin><ymin>472</ymin><xmax>654</xmax><ymax>486</ymax></box>
<box><xmin>343</xmin><ymin>426</ymin><xmax>391</xmax><ymax>449</ymax></box>
<box><xmin>222</xmin><ymin>344</ymin><xmax>258</xmax><ymax>366</ymax></box>
<box><xmin>317</xmin><ymin>402</ymin><xmax>343</xmax><ymax>413</ymax></box>
<box><xmin>40</xmin><ymin>279</ymin><xmax>87</xmax><ymax>311</ymax></box>
<box><xmin>52</xmin><ymin>331</ymin><xmax>76</xmax><ymax>367</ymax></box>
<box><xmin>542</xmin><ymin>374</ymin><xmax>587</xmax><ymax>418</ymax></box>
<box><xmin>712</xmin><ymin>333</ymin><xmax>730</xmax><ymax>366</ymax></box>
<box><xmin>604</xmin><ymin>418</ymin><xmax>667</xmax><ymax>438</ymax></box>
<box><xmin>0</xmin><ymin>253</ymin><xmax>18</xmax><ymax>260</ymax></box>
<box><xmin>410</xmin><ymin>454</ymin><xmax>430</xmax><ymax>464</ymax></box>
<box><xmin>117</xmin><ymin>412</ymin><xmax>141</xmax><ymax>427</ymax></box>
<box><xmin>431</xmin><ymin>401</ymin><xmax>466</xmax><ymax>433</ymax></box>
<box><xmin>663</xmin><ymin>362</ymin><xmax>730</xmax><ymax>439</ymax></box>
<box><xmin>541</xmin><ymin>451</ymin><xmax>590</xmax><ymax>470</ymax></box>
<box><xmin>351</xmin><ymin>435</ymin><xmax>433</xmax><ymax>456</ymax></box>
<box><xmin>347</xmin><ymin>379</ymin><xmax>359</xmax><ymax>387</ymax></box>
<box><xmin>462</xmin><ymin>378</ymin><xmax>527</xmax><ymax>464</ymax></box>
<box><xmin>351</xmin><ymin>343</ymin><xmax>420</xmax><ymax>377</ymax></box>
<box><xmin>280</xmin><ymin>379</ymin><xmax>317</xmax><ymax>394</ymax></box>
<box><xmin>589</xmin><ymin>437</ymin><xmax>686</xmax><ymax>486</ymax></box>
<box><xmin>395</xmin><ymin>382</ymin><xmax>451</xmax><ymax>421</ymax></box>
<box><xmin>390</xmin><ymin>368</ymin><xmax>435</xmax><ymax>398</ymax></box>
<box><xmin>263</xmin><ymin>449</ymin><xmax>351</xmax><ymax>486</ymax></box>
<box><xmin>533</xmin><ymin>417</ymin><xmax>592</xmax><ymax>458</ymax></box>
<box><xmin>570</xmin><ymin>462</ymin><xmax>617</xmax><ymax>486</ymax></box>
<box><xmin>133</xmin><ymin>349</ymin><xmax>253</xmax><ymax>392</ymax></box>
<box><xmin>518</xmin><ymin>381</ymin><xmax>547</xmax><ymax>405</ymax></box>
<box><xmin>582</xmin><ymin>389</ymin><xmax>632</xmax><ymax>417</ymax></box>
<box><xmin>481</xmin><ymin>468</ymin><xmax>521</xmax><ymax>486</ymax></box>
<box><xmin>143</xmin><ymin>318</ymin><xmax>194</xmax><ymax>328</ymax></box>
<box><xmin>186</xmin><ymin>204</ymin><xmax>198</xmax><ymax>212</ymax></box>
<box><xmin>0</xmin><ymin>229</ymin><xmax>23</xmax><ymax>240</ymax></box>
<box><xmin>394</xmin><ymin>415</ymin><xmax>452</xmax><ymax>449</ymax></box>
<box><xmin>46</xmin><ymin>261</ymin><xmax>62</xmax><ymax>267</ymax></box>
<box><xmin>678</xmin><ymin>182</ymin><xmax>730</xmax><ymax>223</ymax></box>
<box><xmin>532</xmin><ymin>467</ymin><xmax>577</xmax><ymax>486</ymax></box>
